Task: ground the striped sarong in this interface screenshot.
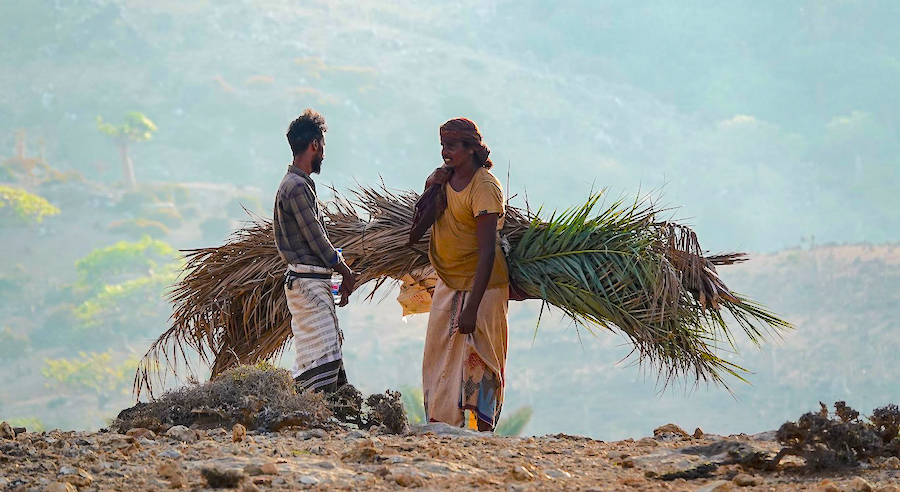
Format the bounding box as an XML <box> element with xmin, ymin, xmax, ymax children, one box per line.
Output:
<box><xmin>422</xmin><ymin>279</ymin><xmax>508</xmax><ymax>430</ymax></box>
<box><xmin>285</xmin><ymin>264</ymin><xmax>346</xmax><ymax>392</ymax></box>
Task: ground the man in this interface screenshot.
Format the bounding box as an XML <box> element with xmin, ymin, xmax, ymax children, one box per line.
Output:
<box><xmin>421</xmin><ymin>117</ymin><xmax>509</xmax><ymax>431</ymax></box>
<box><xmin>274</xmin><ymin>109</ymin><xmax>356</xmax><ymax>393</ymax></box>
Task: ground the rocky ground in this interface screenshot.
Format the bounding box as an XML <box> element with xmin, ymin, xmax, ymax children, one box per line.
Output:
<box><xmin>1</xmin><ymin>421</ymin><xmax>899</xmax><ymax>491</ymax></box>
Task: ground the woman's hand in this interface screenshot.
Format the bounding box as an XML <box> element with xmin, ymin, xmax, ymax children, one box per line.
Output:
<box><xmin>457</xmin><ymin>305</ymin><xmax>477</xmax><ymax>334</ymax></box>
<box><xmin>424</xmin><ymin>166</ymin><xmax>453</xmax><ymax>188</ymax></box>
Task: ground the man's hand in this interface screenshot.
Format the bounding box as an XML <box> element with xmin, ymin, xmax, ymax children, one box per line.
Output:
<box><xmin>457</xmin><ymin>305</ymin><xmax>477</xmax><ymax>335</ymax></box>
<box><xmin>334</xmin><ymin>261</ymin><xmax>357</xmax><ymax>307</ymax></box>
<box><xmin>424</xmin><ymin>166</ymin><xmax>453</xmax><ymax>188</ymax></box>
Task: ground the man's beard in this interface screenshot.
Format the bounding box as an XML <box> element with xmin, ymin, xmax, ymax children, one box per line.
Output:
<box><xmin>311</xmin><ymin>156</ymin><xmax>323</xmax><ymax>174</ymax></box>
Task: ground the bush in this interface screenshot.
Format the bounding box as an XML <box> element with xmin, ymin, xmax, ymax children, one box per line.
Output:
<box><xmin>113</xmin><ymin>362</ymin><xmax>331</xmax><ymax>432</ymax></box>
<box><xmin>108</xmin><ymin>218</ymin><xmax>168</xmax><ymax>239</ymax></box>
<box><xmin>75</xmin><ymin>270</ymin><xmax>177</xmax><ymax>340</ymax></box>
<box><xmin>75</xmin><ymin>236</ymin><xmax>177</xmax><ymax>291</ymax></box>
<box><xmin>0</xmin><ymin>185</ymin><xmax>60</xmax><ymax>225</ymax></box>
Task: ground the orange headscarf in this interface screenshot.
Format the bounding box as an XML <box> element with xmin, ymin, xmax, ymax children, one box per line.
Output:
<box><xmin>439</xmin><ymin>118</ymin><xmax>493</xmax><ymax>169</ymax></box>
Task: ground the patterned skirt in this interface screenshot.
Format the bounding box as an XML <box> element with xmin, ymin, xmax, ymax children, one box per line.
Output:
<box><xmin>422</xmin><ymin>279</ymin><xmax>509</xmax><ymax>430</ymax></box>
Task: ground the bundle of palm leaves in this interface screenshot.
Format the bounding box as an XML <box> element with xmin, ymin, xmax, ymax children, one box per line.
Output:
<box><xmin>135</xmin><ymin>185</ymin><xmax>789</xmax><ymax>397</ymax></box>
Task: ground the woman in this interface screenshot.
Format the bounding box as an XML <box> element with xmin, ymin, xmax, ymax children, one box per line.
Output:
<box><xmin>421</xmin><ymin>118</ymin><xmax>509</xmax><ymax>432</ymax></box>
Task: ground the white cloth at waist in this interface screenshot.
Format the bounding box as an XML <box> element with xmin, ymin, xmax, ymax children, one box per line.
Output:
<box><xmin>287</xmin><ymin>264</ymin><xmax>333</xmax><ymax>275</ymax></box>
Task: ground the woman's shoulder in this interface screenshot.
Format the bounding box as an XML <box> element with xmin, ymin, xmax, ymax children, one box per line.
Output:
<box><xmin>476</xmin><ymin>167</ymin><xmax>503</xmax><ymax>189</ymax></box>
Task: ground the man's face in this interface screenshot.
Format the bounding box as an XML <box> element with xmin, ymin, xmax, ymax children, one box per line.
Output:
<box><xmin>441</xmin><ymin>140</ymin><xmax>471</xmax><ymax>169</ymax></box>
<box><xmin>311</xmin><ymin>137</ymin><xmax>325</xmax><ymax>174</ymax></box>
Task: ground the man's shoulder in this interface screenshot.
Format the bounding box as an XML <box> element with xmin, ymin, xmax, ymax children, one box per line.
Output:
<box><xmin>278</xmin><ymin>172</ymin><xmax>313</xmax><ymax>196</ymax></box>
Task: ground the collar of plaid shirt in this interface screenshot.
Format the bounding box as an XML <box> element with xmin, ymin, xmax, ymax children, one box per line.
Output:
<box><xmin>287</xmin><ymin>165</ymin><xmax>316</xmax><ymax>191</ymax></box>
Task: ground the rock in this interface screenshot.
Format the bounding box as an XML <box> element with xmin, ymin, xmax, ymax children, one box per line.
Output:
<box><xmin>58</xmin><ymin>466</ymin><xmax>93</xmax><ymax>487</ymax></box>
<box><xmin>653</xmin><ymin>423</ymin><xmax>690</xmax><ymax>440</ymax></box>
<box><xmin>749</xmin><ymin>430</ymin><xmax>778</xmax><ymax>441</ymax></box>
<box><xmin>607</xmin><ymin>451</ymin><xmax>630</xmax><ymax>460</ymax></box>
<box><xmin>732</xmin><ymin>473</ymin><xmax>761</xmax><ymax>487</ymax></box>
<box><xmin>126</xmin><ymin>428</ymin><xmax>156</xmax><ymax>440</ymax></box>
<box><xmin>693</xmin><ymin>428</ymin><xmax>704</xmax><ymax>438</ymax></box>
<box><xmin>232</xmin><ymin>423</ymin><xmax>247</xmax><ymax>443</ymax></box>
<box><xmin>875</xmin><ymin>485</ymin><xmax>900</xmax><ymax>492</ymax></box>
<box><xmin>0</xmin><ymin>422</ymin><xmax>14</xmax><ymax>440</ymax></box>
<box><xmin>545</xmin><ymin>468</ymin><xmax>571</xmax><ymax>479</ymax></box>
<box><xmin>341</xmin><ymin>438</ymin><xmax>381</xmax><ymax>463</ymax></box>
<box><xmin>619</xmin><ymin>477</ymin><xmax>645</xmax><ymax>487</ymax></box>
<box><xmin>259</xmin><ymin>462</ymin><xmax>279</xmax><ymax>475</ymax></box>
<box><xmin>201</xmin><ymin>467</ymin><xmax>245</xmax><ymax>488</ymax></box>
<box><xmin>168</xmin><ymin>473</ymin><xmax>185</xmax><ymax>489</ymax></box>
<box><xmin>45</xmin><ymin>482</ymin><xmax>77</xmax><ymax>492</ymax></box>
<box><xmin>411</xmin><ymin>422</ymin><xmax>481</xmax><ymax>437</ymax></box>
<box><xmin>243</xmin><ymin>464</ymin><xmax>264</xmax><ymax>476</ymax></box>
<box><xmin>510</xmin><ymin>465</ymin><xmax>534</xmax><ymax>481</ymax></box>
<box><xmin>241</xmin><ymin>482</ymin><xmax>261</xmax><ymax>492</ymax></box>
<box><xmin>883</xmin><ymin>456</ymin><xmax>900</xmax><ymax>469</ymax></box>
<box><xmin>347</xmin><ymin>429</ymin><xmax>369</xmax><ymax>439</ymax></box>
<box><xmin>159</xmin><ymin>448</ymin><xmax>182</xmax><ymax>458</ymax></box>
<box><xmin>394</xmin><ymin>474</ymin><xmax>424</xmax><ymax>487</ymax></box>
<box><xmin>165</xmin><ymin>425</ymin><xmax>198</xmax><ymax>443</ymax></box>
<box><xmin>157</xmin><ymin>463</ymin><xmax>181</xmax><ymax>479</ymax></box>
<box><xmin>299</xmin><ymin>475</ymin><xmax>319</xmax><ymax>485</ymax></box>
<box><xmin>815</xmin><ymin>479</ymin><xmax>841</xmax><ymax>492</ymax></box>
<box><xmin>849</xmin><ymin>477</ymin><xmax>874</xmax><ymax>492</ymax></box>
<box><xmin>694</xmin><ymin>480</ymin><xmax>733</xmax><ymax>492</ymax></box>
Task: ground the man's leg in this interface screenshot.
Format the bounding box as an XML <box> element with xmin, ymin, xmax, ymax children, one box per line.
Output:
<box><xmin>285</xmin><ymin>279</ymin><xmax>346</xmax><ymax>393</ymax></box>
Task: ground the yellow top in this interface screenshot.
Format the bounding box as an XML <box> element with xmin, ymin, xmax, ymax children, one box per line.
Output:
<box><xmin>429</xmin><ymin>167</ymin><xmax>509</xmax><ymax>291</ymax></box>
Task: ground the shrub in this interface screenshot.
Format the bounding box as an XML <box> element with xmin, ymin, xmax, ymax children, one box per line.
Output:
<box><xmin>0</xmin><ymin>185</ymin><xmax>60</xmax><ymax>225</ymax></box>
<box><xmin>75</xmin><ymin>269</ymin><xmax>177</xmax><ymax>339</ymax></box>
<box><xmin>113</xmin><ymin>362</ymin><xmax>331</xmax><ymax>432</ymax></box>
<box><xmin>108</xmin><ymin>218</ymin><xmax>168</xmax><ymax>239</ymax></box>
<box><xmin>75</xmin><ymin>236</ymin><xmax>177</xmax><ymax>291</ymax></box>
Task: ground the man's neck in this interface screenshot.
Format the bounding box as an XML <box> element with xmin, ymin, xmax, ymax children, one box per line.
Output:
<box><xmin>292</xmin><ymin>156</ymin><xmax>313</xmax><ymax>176</ymax></box>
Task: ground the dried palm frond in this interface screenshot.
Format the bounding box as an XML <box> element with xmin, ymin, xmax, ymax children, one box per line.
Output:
<box><xmin>135</xmin><ymin>185</ymin><xmax>790</xmax><ymax>397</ymax></box>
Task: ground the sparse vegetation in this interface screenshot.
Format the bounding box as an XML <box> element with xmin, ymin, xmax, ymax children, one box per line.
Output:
<box><xmin>770</xmin><ymin>401</ymin><xmax>900</xmax><ymax>470</ymax></box>
<box><xmin>112</xmin><ymin>363</ymin><xmax>331</xmax><ymax>433</ymax></box>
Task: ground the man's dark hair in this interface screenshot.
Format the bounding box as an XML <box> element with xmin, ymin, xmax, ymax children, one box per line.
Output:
<box><xmin>287</xmin><ymin>109</ymin><xmax>327</xmax><ymax>156</ymax></box>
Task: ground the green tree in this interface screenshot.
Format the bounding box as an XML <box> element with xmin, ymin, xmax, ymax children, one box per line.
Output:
<box><xmin>42</xmin><ymin>351</ymin><xmax>138</xmax><ymax>409</ymax></box>
<box><xmin>75</xmin><ymin>236</ymin><xmax>177</xmax><ymax>293</ymax></box>
<box><xmin>0</xmin><ymin>185</ymin><xmax>59</xmax><ymax>225</ymax></box>
<box><xmin>97</xmin><ymin>111</ymin><xmax>157</xmax><ymax>189</ymax></box>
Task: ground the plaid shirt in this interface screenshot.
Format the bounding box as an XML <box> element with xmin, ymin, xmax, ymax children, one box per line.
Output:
<box><xmin>274</xmin><ymin>165</ymin><xmax>339</xmax><ymax>268</ymax></box>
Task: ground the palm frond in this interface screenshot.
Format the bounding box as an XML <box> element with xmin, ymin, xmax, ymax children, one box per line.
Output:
<box><xmin>135</xmin><ymin>185</ymin><xmax>791</xmax><ymax>397</ymax></box>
